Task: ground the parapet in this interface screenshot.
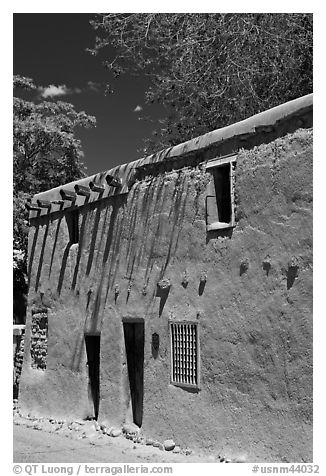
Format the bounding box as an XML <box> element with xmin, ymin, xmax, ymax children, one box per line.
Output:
<box><xmin>27</xmin><ymin>93</ymin><xmax>313</xmax><ymax>219</ymax></box>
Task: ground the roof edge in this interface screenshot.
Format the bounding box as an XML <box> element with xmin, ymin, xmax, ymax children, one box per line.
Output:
<box><xmin>137</xmin><ymin>93</ymin><xmax>313</xmax><ymax>167</ymax></box>
<box><xmin>33</xmin><ymin>93</ymin><xmax>312</xmax><ymax>205</ymax></box>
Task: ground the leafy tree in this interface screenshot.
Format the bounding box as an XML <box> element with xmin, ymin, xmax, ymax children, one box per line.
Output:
<box><xmin>89</xmin><ymin>13</ymin><xmax>312</xmax><ymax>153</ymax></box>
<box><xmin>13</xmin><ymin>75</ymin><xmax>96</xmax><ymax>323</ymax></box>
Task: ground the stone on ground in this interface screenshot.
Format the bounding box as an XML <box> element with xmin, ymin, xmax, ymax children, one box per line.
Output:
<box><xmin>172</xmin><ymin>446</ymin><xmax>181</xmax><ymax>454</ymax></box>
<box><xmin>82</xmin><ymin>421</ymin><xmax>98</xmax><ymax>439</ymax></box>
<box><xmin>110</xmin><ymin>428</ymin><xmax>122</xmax><ymax>437</ymax></box>
<box><xmin>122</xmin><ymin>423</ymin><xmax>140</xmax><ymax>435</ymax></box>
<box><xmin>163</xmin><ymin>439</ymin><xmax>176</xmax><ymax>451</ymax></box>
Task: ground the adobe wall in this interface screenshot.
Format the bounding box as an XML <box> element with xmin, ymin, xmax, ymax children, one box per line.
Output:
<box><xmin>19</xmin><ymin>124</ymin><xmax>312</xmax><ymax>462</ymax></box>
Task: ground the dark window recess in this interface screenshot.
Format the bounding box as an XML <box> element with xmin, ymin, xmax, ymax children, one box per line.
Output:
<box><xmin>213</xmin><ymin>164</ymin><xmax>231</xmax><ymax>222</ymax></box>
<box><xmin>206</xmin><ymin>161</ymin><xmax>235</xmax><ymax>231</ymax></box>
<box><xmin>66</xmin><ymin>210</ymin><xmax>79</xmax><ymax>244</ymax></box>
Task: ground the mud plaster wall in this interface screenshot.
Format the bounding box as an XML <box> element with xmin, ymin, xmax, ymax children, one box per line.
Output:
<box><xmin>19</xmin><ymin>128</ymin><xmax>312</xmax><ymax>462</ymax></box>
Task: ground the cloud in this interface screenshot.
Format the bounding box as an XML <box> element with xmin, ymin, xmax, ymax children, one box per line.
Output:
<box><xmin>37</xmin><ymin>81</ymin><xmax>102</xmax><ymax>100</ymax></box>
<box><xmin>133</xmin><ymin>105</ymin><xmax>143</xmax><ymax>113</ymax></box>
<box><xmin>39</xmin><ymin>84</ymin><xmax>72</xmax><ymax>99</ymax></box>
<box><xmin>87</xmin><ymin>81</ymin><xmax>101</xmax><ymax>92</ymax></box>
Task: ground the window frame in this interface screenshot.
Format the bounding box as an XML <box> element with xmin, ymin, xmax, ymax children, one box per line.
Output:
<box><xmin>169</xmin><ymin>320</ymin><xmax>200</xmax><ymax>390</ymax></box>
<box><xmin>205</xmin><ymin>154</ymin><xmax>237</xmax><ymax>231</ymax></box>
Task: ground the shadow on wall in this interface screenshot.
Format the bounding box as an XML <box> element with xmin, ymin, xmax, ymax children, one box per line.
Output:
<box><xmin>71</xmin><ymin>210</ymin><xmax>91</xmax><ymax>291</ymax></box>
<box><xmin>156</xmin><ymin>281</ymin><xmax>171</xmax><ymax>317</ymax></box>
<box><xmin>126</xmin><ymin>173</ymin><xmax>189</xmax><ymax>283</ymax></box>
<box><xmin>287</xmin><ymin>264</ymin><xmax>299</xmax><ymax>290</ymax></box>
<box><xmin>70</xmin><ymin>331</ymin><xmax>86</xmax><ymax>372</ymax></box>
<box><xmin>99</xmin><ymin>172</ymin><xmax>190</xmax><ymax>311</ymax></box>
<box><xmin>29</xmin><ymin>170</ymin><xmax>197</xmax><ymax>330</ymax></box>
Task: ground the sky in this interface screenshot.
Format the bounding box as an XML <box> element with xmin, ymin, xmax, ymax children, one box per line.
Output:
<box><xmin>13</xmin><ymin>13</ymin><xmax>164</xmax><ymax>176</ymax></box>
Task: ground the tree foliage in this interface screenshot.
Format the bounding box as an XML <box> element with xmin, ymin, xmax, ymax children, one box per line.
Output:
<box><xmin>89</xmin><ymin>13</ymin><xmax>312</xmax><ymax>153</ymax></box>
<box><xmin>13</xmin><ymin>75</ymin><xmax>96</xmax><ymax>322</ymax></box>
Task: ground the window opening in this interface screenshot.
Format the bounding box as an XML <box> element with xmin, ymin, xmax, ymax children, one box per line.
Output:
<box><xmin>205</xmin><ymin>156</ymin><xmax>236</xmax><ymax>231</ymax></box>
<box><xmin>170</xmin><ymin>321</ymin><xmax>199</xmax><ymax>388</ymax></box>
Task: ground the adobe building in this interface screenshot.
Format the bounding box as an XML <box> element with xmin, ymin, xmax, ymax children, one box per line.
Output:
<box><xmin>19</xmin><ymin>94</ymin><xmax>313</xmax><ymax>462</ymax></box>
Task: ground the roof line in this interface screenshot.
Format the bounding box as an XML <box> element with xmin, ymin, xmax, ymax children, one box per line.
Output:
<box><xmin>136</xmin><ymin>93</ymin><xmax>313</xmax><ymax>167</ymax></box>
<box><xmin>33</xmin><ymin>93</ymin><xmax>312</xmax><ymax>205</ymax></box>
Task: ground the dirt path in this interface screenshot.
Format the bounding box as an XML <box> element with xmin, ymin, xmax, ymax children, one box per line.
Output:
<box><xmin>14</xmin><ymin>421</ymin><xmax>219</xmax><ymax>463</ymax></box>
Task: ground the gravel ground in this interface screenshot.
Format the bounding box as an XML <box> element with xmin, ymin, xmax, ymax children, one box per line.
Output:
<box><xmin>13</xmin><ymin>406</ymin><xmax>235</xmax><ymax>463</ymax></box>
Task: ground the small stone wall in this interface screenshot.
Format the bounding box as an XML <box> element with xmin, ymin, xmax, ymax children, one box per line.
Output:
<box><xmin>13</xmin><ymin>332</ymin><xmax>25</xmax><ymax>398</ymax></box>
<box><xmin>30</xmin><ymin>308</ymin><xmax>48</xmax><ymax>370</ymax></box>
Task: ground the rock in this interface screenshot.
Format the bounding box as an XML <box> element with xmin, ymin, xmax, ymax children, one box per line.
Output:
<box><xmin>100</xmin><ymin>418</ymin><xmax>110</xmax><ymax>428</ymax></box>
<box><xmin>172</xmin><ymin>446</ymin><xmax>181</xmax><ymax>454</ymax></box>
<box><xmin>83</xmin><ymin>429</ymin><xmax>98</xmax><ymax>439</ymax></box>
<box><xmin>163</xmin><ymin>439</ymin><xmax>176</xmax><ymax>451</ymax></box>
<box><xmin>122</xmin><ymin>423</ymin><xmax>140</xmax><ymax>435</ymax></box>
<box><xmin>152</xmin><ymin>441</ymin><xmax>161</xmax><ymax>448</ymax></box>
<box><xmin>84</xmin><ymin>420</ymin><xmax>96</xmax><ymax>430</ymax></box>
<box><xmin>133</xmin><ymin>436</ymin><xmax>143</xmax><ymax>444</ymax></box>
<box><xmin>73</xmin><ymin>419</ymin><xmax>86</xmax><ymax>426</ymax></box>
<box><xmin>145</xmin><ymin>438</ymin><xmax>155</xmax><ymax>446</ymax></box>
<box><xmin>110</xmin><ymin>428</ymin><xmax>122</xmax><ymax>437</ymax></box>
<box><xmin>184</xmin><ymin>448</ymin><xmax>193</xmax><ymax>456</ymax></box>
<box><xmin>82</xmin><ymin>421</ymin><xmax>98</xmax><ymax>439</ymax></box>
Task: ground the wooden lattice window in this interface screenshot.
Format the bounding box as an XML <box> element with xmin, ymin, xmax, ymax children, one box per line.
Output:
<box><xmin>205</xmin><ymin>155</ymin><xmax>236</xmax><ymax>231</ymax></box>
<box><xmin>170</xmin><ymin>321</ymin><xmax>199</xmax><ymax>389</ymax></box>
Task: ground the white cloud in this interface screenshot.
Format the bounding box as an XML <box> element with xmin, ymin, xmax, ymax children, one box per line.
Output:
<box><xmin>133</xmin><ymin>105</ymin><xmax>143</xmax><ymax>113</ymax></box>
<box><xmin>39</xmin><ymin>84</ymin><xmax>71</xmax><ymax>99</ymax></box>
<box><xmin>37</xmin><ymin>81</ymin><xmax>102</xmax><ymax>100</ymax></box>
